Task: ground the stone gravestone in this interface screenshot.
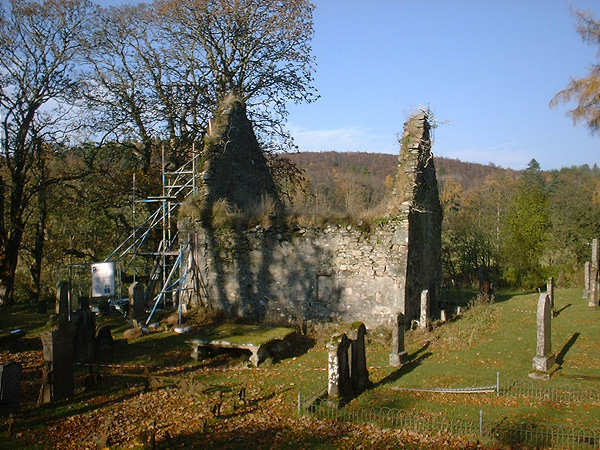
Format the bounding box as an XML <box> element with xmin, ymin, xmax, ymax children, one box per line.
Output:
<box><xmin>128</xmin><ymin>282</ymin><xmax>146</xmax><ymax>319</ymax></box>
<box><xmin>40</xmin><ymin>320</ymin><xmax>74</xmax><ymax>402</ymax></box>
<box><xmin>71</xmin><ymin>297</ymin><xmax>96</xmax><ymax>363</ymax></box>
<box><xmin>529</xmin><ymin>293</ymin><xmax>557</xmax><ymax>380</ymax></box>
<box><xmin>584</xmin><ymin>261</ymin><xmax>591</xmax><ymax>299</ymax></box>
<box><xmin>590</xmin><ymin>278</ymin><xmax>599</xmax><ymax>308</ymax></box>
<box><xmin>420</xmin><ymin>290</ymin><xmax>429</xmax><ymax>330</ymax></box>
<box><xmin>348</xmin><ymin>322</ymin><xmax>370</xmax><ymax>392</ymax></box>
<box><xmin>0</xmin><ymin>362</ymin><xmax>22</xmax><ymax>415</ymax></box>
<box><xmin>326</xmin><ymin>333</ymin><xmax>351</xmax><ymax>407</ymax></box>
<box><xmin>591</xmin><ymin>239</ymin><xmax>600</xmax><ymax>307</ymax></box>
<box><xmin>547</xmin><ymin>277</ymin><xmax>555</xmax><ymax>311</ymax></box>
<box><xmin>389</xmin><ymin>312</ymin><xmax>408</xmax><ymax>366</ymax></box>
<box><xmin>55</xmin><ymin>282</ymin><xmax>70</xmax><ymax>318</ymax></box>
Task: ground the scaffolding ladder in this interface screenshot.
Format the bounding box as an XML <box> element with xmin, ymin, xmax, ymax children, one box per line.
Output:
<box><xmin>104</xmin><ymin>146</ymin><xmax>201</xmax><ymax>322</ymax></box>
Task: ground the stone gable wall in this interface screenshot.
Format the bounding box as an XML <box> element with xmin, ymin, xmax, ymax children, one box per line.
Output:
<box><xmin>183</xmin><ymin>221</ymin><xmax>409</xmax><ymax>329</ymax></box>
<box><xmin>180</xmin><ymin>112</ymin><xmax>442</xmax><ymax>329</ymax></box>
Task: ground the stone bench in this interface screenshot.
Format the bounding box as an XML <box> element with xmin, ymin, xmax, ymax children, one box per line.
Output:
<box><xmin>189</xmin><ymin>324</ymin><xmax>295</xmax><ymax>367</ymax></box>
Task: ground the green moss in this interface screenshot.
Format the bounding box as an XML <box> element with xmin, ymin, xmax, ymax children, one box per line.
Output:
<box><xmin>196</xmin><ymin>323</ymin><xmax>295</xmax><ymax>346</ymax></box>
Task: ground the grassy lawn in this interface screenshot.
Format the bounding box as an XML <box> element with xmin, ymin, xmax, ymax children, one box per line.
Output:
<box><xmin>0</xmin><ymin>288</ymin><xmax>598</xmax><ymax>448</ymax></box>
<box><xmin>351</xmin><ymin>287</ymin><xmax>600</xmax><ymax>429</ymax></box>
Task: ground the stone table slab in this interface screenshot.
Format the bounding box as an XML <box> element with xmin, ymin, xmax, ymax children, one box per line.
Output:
<box><xmin>189</xmin><ymin>324</ymin><xmax>295</xmax><ymax>367</ymax></box>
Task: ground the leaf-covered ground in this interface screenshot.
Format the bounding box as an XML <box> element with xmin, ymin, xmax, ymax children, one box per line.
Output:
<box><xmin>0</xmin><ymin>288</ymin><xmax>598</xmax><ymax>449</ymax></box>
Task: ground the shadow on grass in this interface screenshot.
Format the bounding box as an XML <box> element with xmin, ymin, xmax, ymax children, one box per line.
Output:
<box><xmin>489</xmin><ymin>292</ymin><xmax>520</xmax><ymax>304</ymax></box>
<box><xmin>19</xmin><ymin>385</ymin><xmax>144</xmax><ymax>431</ymax></box>
<box><xmin>553</xmin><ymin>303</ymin><xmax>572</xmax><ymax>317</ymax></box>
<box><xmin>370</xmin><ymin>342</ymin><xmax>433</xmax><ymax>389</ymax></box>
<box><xmin>94</xmin><ymin>332</ymin><xmax>192</xmax><ymax>368</ymax></box>
<box><xmin>166</xmin><ymin>420</ymin><xmax>367</xmax><ymax>450</ymax></box>
<box><xmin>556</xmin><ymin>332</ymin><xmax>580</xmax><ymax>366</ymax></box>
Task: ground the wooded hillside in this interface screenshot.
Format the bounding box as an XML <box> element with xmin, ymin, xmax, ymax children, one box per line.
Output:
<box><xmin>287</xmin><ymin>151</ymin><xmax>600</xmax><ymax>289</ymax></box>
<box><xmin>288</xmin><ymin>151</ymin><xmax>510</xmax><ymax>190</ymax></box>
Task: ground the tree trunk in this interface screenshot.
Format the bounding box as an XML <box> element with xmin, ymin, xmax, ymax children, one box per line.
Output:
<box><xmin>31</xmin><ymin>153</ymin><xmax>48</xmax><ymax>312</ymax></box>
<box><xmin>0</xmin><ymin>233</ymin><xmax>22</xmax><ymax>307</ymax></box>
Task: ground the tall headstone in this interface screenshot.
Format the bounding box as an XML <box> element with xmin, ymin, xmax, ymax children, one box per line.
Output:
<box><xmin>0</xmin><ymin>362</ymin><xmax>22</xmax><ymax>415</ymax></box>
<box><xmin>420</xmin><ymin>290</ymin><xmax>429</xmax><ymax>330</ymax></box>
<box><xmin>348</xmin><ymin>322</ymin><xmax>370</xmax><ymax>392</ymax></box>
<box><xmin>547</xmin><ymin>277</ymin><xmax>555</xmax><ymax>311</ymax></box>
<box><xmin>129</xmin><ymin>282</ymin><xmax>146</xmax><ymax>319</ymax></box>
<box><xmin>389</xmin><ymin>312</ymin><xmax>408</xmax><ymax>366</ymax></box>
<box><xmin>591</xmin><ymin>239</ymin><xmax>600</xmax><ymax>307</ymax></box>
<box><xmin>55</xmin><ymin>282</ymin><xmax>70</xmax><ymax>318</ymax></box>
<box><xmin>590</xmin><ymin>278</ymin><xmax>599</xmax><ymax>308</ymax></box>
<box><xmin>40</xmin><ymin>320</ymin><xmax>74</xmax><ymax>402</ymax></box>
<box><xmin>71</xmin><ymin>297</ymin><xmax>96</xmax><ymax>363</ymax></box>
<box><xmin>584</xmin><ymin>261</ymin><xmax>591</xmax><ymax>299</ymax></box>
<box><xmin>326</xmin><ymin>333</ymin><xmax>351</xmax><ymax>407</ymax></box>
<box><xmin>529</xmin><ymin>293</ymin><xmax>556</xmax><ymax>380</ymax></box>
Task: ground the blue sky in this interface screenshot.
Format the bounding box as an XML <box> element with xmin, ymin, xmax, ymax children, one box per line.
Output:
<box><xmin>106</xmin><ymin>0</ymin><xmax>599</xmax><ymax>170</ymax></box>
<box><xmin>285</xmin><ymin>1</ymin><xmax>600</xmax><ymax>170</ymax></box>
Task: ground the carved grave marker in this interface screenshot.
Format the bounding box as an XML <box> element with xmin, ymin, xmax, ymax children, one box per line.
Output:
<box><xmin>529</xmin><ymin>293</ymin><xmax>557</xmax><ymax>380</ymax></box>
<box><xmin>0</xmin><ymin>362</ymin><xmax>21</xmax><ymax>415</ymax></box>
<box><xmin>389</xmin><ymin>312</ymin><xmax>408</xmax><ymax>366</ymax></box>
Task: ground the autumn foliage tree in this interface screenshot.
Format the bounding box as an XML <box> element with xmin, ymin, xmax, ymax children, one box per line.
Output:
<box><xmin>0</xmin><ymin>0</ymin><xmax>318</xmax><ymax>306</ymax></box>
<box><xmin>551</xmin><ymin>9</ymin><xmax>600</xmax><ymax>132</ymax></box>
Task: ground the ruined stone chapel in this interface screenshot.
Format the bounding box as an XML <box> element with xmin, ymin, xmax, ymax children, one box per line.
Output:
<box><xmin>178</xmin><ymin>96</ymin><xmax>443</xmax><ymax>329</ymax></box>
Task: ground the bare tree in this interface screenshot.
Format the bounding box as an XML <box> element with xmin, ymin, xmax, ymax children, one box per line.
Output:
<box><xmin>84</xmin><ymin>0</ymin><xmax>318</xmax><ymax>166</ymax></box>
<box><xmin>0</xmin><ymin>0</ymin><xmax>94</xmax><ymax>306</ymax></box>
<box><xmin>81</xmin><ymin>3</ymin><xmax>214</xmax><ymax>171</ymax></box>
<box><xmin>160</xmin><ymin>0</ymin><xmax>318</xmax><ymax>151</ymax></box>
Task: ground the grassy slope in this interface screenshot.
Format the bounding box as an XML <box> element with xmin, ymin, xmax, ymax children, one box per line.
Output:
<box><xmin>0</xmin><ymin>288</ymin><xmax>598</xmax><ymax>448</ymax></box>
<box><xmin>354</xmin><ymin>287</ymin><xmax>600</xmax><ymax>428</ymax></box>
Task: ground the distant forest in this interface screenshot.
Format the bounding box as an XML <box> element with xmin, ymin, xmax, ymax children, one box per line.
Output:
<box><xmin>287</xmin><ymin>151</ymin><xmax>600</xmax><ymax>290</ymax></box>
<box><xmin>288</xmin><ymin>151</ymin><xmax>511</xmax><ymax>190</ymax></box>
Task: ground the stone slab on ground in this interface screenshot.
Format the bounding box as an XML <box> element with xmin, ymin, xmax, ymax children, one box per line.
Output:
<box><xmin>189</xmin><ymin>324</ymin><xmax>295</xmax><ymax>367</ymax></box>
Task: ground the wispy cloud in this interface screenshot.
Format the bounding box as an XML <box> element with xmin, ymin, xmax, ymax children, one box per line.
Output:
<box><xmin>289</xmin><ymin>125</ymin><xmax>398</xmax><ymax>154</ymax></box>
<box><xmin>289</xmin><ymin>125</ymin><xmax>535</xmax><ymax>170</ymax></box>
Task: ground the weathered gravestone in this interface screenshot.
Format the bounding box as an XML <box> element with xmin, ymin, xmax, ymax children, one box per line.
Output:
<box><xmin>128</xmin><ymin>282</ymin><xmax>146</xmax><ymax>319</ymax></box>
<box><xmin>529</xmin><ymin>293</ymin><xmax>557</xmax><ymax>380</ymax></box>
<box><xmin>389</xmin><ymin>312</ymin><xmax>408</xmax><ymax>366</ymax></box>
<box><xmin>590</xmin><ymin>278</ymin><xmax>599</xmax><ymax>308</ymax></box>
<box><xmin>440</xmin><ymin>309</ymin><xmax>447</xmax><ymax>323</ymax></box>
<box><xmin>327</xmin><ymin>333</ymin><xmax>351</xmax><ymax>407</ymax></box>
<box><xmin>0</xmin><ymin>362</ymin><xmax>22</xmax><ymax>415</ymax></box>
<box><xmin>55</xmin><ymin>282</ymin><xmax>70</xmax><ymax>318</ymax></box>
<box><xmin>420</xmin><ymin>290</ymin><xmax>429</xmax><ymax>330</ymax></box>
<box><xmin>584</xmin><ymin>261</ymin><xmax>591</xmax><ymax>299</ymax></box>
<box><xmin>40</xmin><ymin>320</ymin><xmax>74</xmax><ymax>402</ymax></box>
<box><xmin>71</xmin><ymin>297</ymin><xmax>96</xmax><ymax>363</ymax></box>
<box><xmin>348</xmin><ymin>322</ymin><xmax>370</xmax><ymax>392</ymax></box>
<box><xmin>547</xmin><ymin>277</ymin><xmax>555</xmax><ymax>311</ymax></box>
<box><xmin>590</xmin><ymin>239</ymin><xmax>600</xmax><ymax>307</ymax></box>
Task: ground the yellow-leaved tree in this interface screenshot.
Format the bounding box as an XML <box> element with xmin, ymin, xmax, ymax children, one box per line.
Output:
<box><xmin>550</xmin><ymin>9</ymin><xmax>600</xmax><ymax>132</ymax></box>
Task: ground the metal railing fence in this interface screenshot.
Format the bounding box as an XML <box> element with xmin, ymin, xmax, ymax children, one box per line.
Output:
<box><xmin>298</xmin><ymin>378</ymin><xmax>600</xmax><ymax>450</ymax></box>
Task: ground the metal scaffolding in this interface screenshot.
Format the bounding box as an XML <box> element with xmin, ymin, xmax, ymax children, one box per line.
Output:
<box><xmin>103</xmin><ymin>146</ymin><xmax>200</xmax><ymax>321</ymax></box>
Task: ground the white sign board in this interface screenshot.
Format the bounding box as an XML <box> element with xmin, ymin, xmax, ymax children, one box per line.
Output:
<box><xmin>91</xmin><ymin>262</ymin><xmax>115</xmax><ymax>297</ymax></box>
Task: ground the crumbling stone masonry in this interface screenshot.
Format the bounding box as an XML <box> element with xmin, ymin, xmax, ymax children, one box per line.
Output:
<box><xmin>179</xmin><ymin>110</ymin><xmax>442</xmax><ymax>329</ymax></box>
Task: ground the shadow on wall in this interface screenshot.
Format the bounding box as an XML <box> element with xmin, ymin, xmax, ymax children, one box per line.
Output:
<box><xmin>180</xmin><ymin>95</ymin><xmax>342</xmax><ymax>324</ymax></box>
<box><xmin>192</xmin><ymin>214</ymin><xmax>343</xmax><ymax>324</ymax></box>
